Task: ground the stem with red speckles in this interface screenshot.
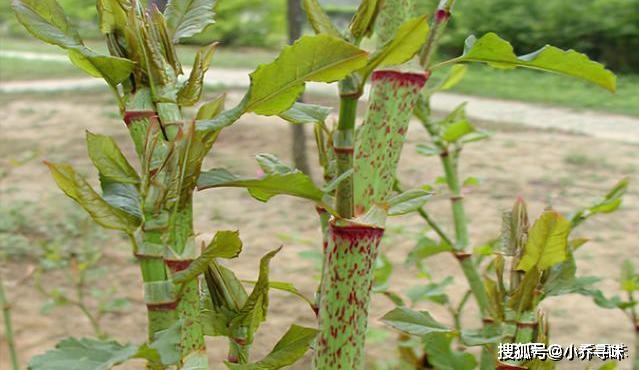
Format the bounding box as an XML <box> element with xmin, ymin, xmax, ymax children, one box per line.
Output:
<box><xmin>314</xmin><ymin>222</ymin><xmax>384</xmax><ymax>370</ymax></box>
<box><xmin>419</xmin><ymin>0</ymin><xmax>457</xmax><ymax>69</ymax></box>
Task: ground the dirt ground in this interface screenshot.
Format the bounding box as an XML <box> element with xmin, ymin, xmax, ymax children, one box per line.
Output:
<box><xmin>1</xmin><ymin>90</ymin><xmax>638</xmax><ymax>369</ymax></box>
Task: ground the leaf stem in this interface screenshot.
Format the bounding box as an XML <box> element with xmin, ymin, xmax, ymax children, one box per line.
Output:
<box><xmin>419</xmin><ymin>0</ymin><xmax>457</xmax><ymax>69</ymax></box>
<box><xmin>0</xmin><ymin>275</ymin><xmax>19</xmax><ymax>370</ymax></box>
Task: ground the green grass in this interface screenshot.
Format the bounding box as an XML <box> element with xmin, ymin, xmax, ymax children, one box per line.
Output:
<box><xmin>443</xmin><ymin>64</ymin><xmax>639</xmax><ymax>116</ymax></box>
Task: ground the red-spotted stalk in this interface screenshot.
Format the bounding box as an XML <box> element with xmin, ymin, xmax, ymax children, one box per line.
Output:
<box><xmin>314</xmin><ymin>222</ymin><xmax>384</xmax><ymax>369</ymax></box>
<box><xmin>314</xmin><ymin>70</ymin><xmax>427</xmax><ymax>369</ymax></box>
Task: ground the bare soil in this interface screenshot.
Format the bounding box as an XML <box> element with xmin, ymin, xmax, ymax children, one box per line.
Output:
<box><xmin>1</xmin><ymin>90</ymin><xmax>638</xmax><ymax>369</ymax></box>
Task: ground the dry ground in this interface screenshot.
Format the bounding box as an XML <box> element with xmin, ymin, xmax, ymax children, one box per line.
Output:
<box><xmin>1</xmin><ymin>89</ymin><xmax>638</xmax><ymax>369</ymax></box>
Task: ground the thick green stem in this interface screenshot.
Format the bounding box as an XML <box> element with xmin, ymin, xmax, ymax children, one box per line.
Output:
<box><xmin>0</xmin><ymin>275</ymin><xmax>19</xmax><ymax>370</ymax></box>
<box><xmin>314</xmin><ymin>221</ymin><xmax>384</xmax><ymax>370</ymax></box>
<box><xmin>227</xmin><ymin>326</ymin><xmax>250</xmax><ymax>364</ymax></box>
<box><xmin>334</xmin><ymin>96</ymin><xmax>359</xmax><ymax>219</ymax></box>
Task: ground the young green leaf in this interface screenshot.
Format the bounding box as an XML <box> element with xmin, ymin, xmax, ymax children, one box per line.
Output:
<box><xmin>349</xmin><ymin>0</ymin><xmax>382</xmax><ymax>40</ymax></box>
<box><xmin>178</xmin><ymin>43</ymin><xmax>217</xmax><ymax>106</ymax></box>
<box><xmin>46</xmin><ymin>162</ymin><xmax>140</xmax><ymax>232</ymax></box>
<box><xmin>422</xmin><ymin>333</ymin><xmax>477</xmax><ymax>370</ymax></box>
<box><xmin>361</xmin><ymin>16</ymin><xmax>429</xmax><ymax>79</ymax></box>
<box><xmin>621</xmin><ymin>260</ymin><xmax>638</xmax><ymax>292</ymax></box>
<box><xmin>405</xmin><ymin>276</ymin><xmax>454</xmax><ymax>306</ymax></box>
<box><xmin>408</xmin><ymin>236</ymin><xmax>452</xmax><ymax>262</ymax></box>
<box><xmin>381</xmin><ymin>307</ymin><xmax>452</xmax><ymax>336</ymax></box>
<box><xmin>86</xmin><ymin>131</ymin><xmax>140</xmax><ymax>185</ymax></box>
<box><xmin>437</xmin><ymin>65</ymin><xmax>468</xmax><ymax>91</ymax></box>
<box><xmin>242</xmin><ymin>280</ymin><xmax>316</xmax><ymax>313</ymax></box>
<box><xmin>442</xmin><ymin>120</ymin><xmax>475</xmax><ymax>143</ymax></box>
<box><xmin>67</xmin><ymin>49</ymin><xmax>134</xmax><ymax>87</ymax></box>
<box><xmin>302</xmin><ymin>0</ymin><xmax>341</xmax><ymax>38</ymax></box>
<box><xmin>173</xmin><ymin>230</ymin><xmax>243</xmax><ymax>284</ymax></box>
<box><xmin>96</xmin><ymin>0</ymin><xmax>127</xmax><ymax>34</ymax></box>
<box><xmin>229</xmin><ymin>247</ymin><xmax>282</xmax><ymax>343</ymax></box>
<box><xmin>28</xmin><ymin>338</ymin><xmax>140</xmax><ymax>370</ymax></box>
<box><xmin>279</xmin><ymin>102</ymin><xmax>333</xmax><ymax>125</ymax></box>
<box><xmin>516</xmin><ymin>209</ymin><xmax>570</xmax><ymax>272</ymax></box>
<box><xmin>196</xmin><ymin>94</ymin><xmax>226</xmax><ymax>120</ymax></box>
<box><xmin>225</xmin><ymin>325</ymin><xmax>318</xmax><ymax>369</ymax></box>
<box><xmin>164</xmin><ymin>0</ymin><xmax>217</xmax><ymax>43</ymax></box>
<box><xmin>197</xmin><ymin>168</ymin><xmax>324</xmax><ymax>203</ymax></box>
<box><xmin>571</xmin><ymin>177</ymin><xmax>629</xmax><ymax>227</ymax></box>
<box><xmin>387</xmin><ymin>189</ymin><xmax>432</xmax><ymax>216</ymax></box>
<box><xmin>12</xmin><ymin>0</ymin><xmax>83</xmax><ymax>49</ymax></box>
<box><xmin>246</xmin><ymin>35</ymin><xmax>368</xmax><ymax>115</ymax></box>
<box><xmin>444</xmin><ymin>33</ymin><xmax>616</xmax><ymax>92</ymax></box>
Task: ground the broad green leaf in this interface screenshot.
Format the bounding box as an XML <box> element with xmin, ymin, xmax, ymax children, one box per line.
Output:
<box><xmin>255</xmin><ymin>154</ymin><xmax>296</xmax><ymax>175</ymax></box>
<box><xmin>147</xmin><ymin>321</ymin><xmax>181</xmax><ymax>366</ymax></box>
<box><xmin>508</xmin><ymin>268</ymin><xmax>540</xmax><ymax>312</ymax></box>
<box><xmin>28</xmin><ymin>338</ymin><xmax>139</xmax><ymax>370</ymax></box>
<box><xmin>174</xmin><ymin>230</ymin><xmax>243</xmax><ymax>284</ymax></box>
<box><xmin>178</xmin><ymin>43</ymin><xmax>217</xmax><ymax>106</ymax></box>
<box><xmin>387</xmin><ymin>189</ymin><xmax>432</xmax><ymax>216</ymax></box>
<box><xmin>165</xmin><ymin>0</ymin><xmax>217</xmax><ymax>42</ymax></box>
<box><xmin>361</xmin><ymin>16</ymin><xmax>429</xmax><ymax>78</ymax></box>
<box><xmin>279</xmin><ymin>102</ymin><xmax>333</xmax><ymax>125</ymax></box>
<box><xmin>372</xmin><ymin>253</ymin><xmax>393</xmax><ymax>291</ymax></box>
<box><xmin>405</xmin><ymin>276</ymin><xmax>453</xmax><ymax>305</ymax></box>
<box><xmin>101</xmin><ymin>182</ymin><xmax>142</xmax><ymax>220</ymax></box>
<box><xmin>381</xmin><ymin>307</ymin><xmax>452</xmax><ymax>336</ymax></box>
<box><xmin>225</xmin><ymin>325</ymin><xmax>317</xmax><ymax>370</ymax></box>
<box><xmin>460</xmin><ymin>329</ymin><xmax>503</xmax><ymax>347</ymax></box>
<box><xmin>422</xmin><ymin>333</ymin><xmax>477</xmax><ymax>370</ymax></box>
<box><xmin>349</xmin><ymin>0</ymin><xmax>382</xmax><ymax>39</ymax></box>
<box><xmin>12</xmin><ymin>0</ymin><xmax>83</xmax><ymax>49</ymax></box>
<box><xmin>246</xmin><ymin>35</ymin><xmax>368</xmax><ymax>115</ymax></box>
<box><xmin>197</xmin><ymin>168</ymin><xmax>324</xmax><ymax>203</ymax></box>
<box><xmin>46</xmin><ymin>162</ymin><xmax>140</xmax><ymax>232</ymax></box>
<box><xmin>86</xmin><ymin>131</ymin><xmax>139</xmax><ymax>185</ymax></box>
<box><xmin>196</xmin><ymin>94</ymin><xmax>226</xmax><ymax>120</ymax></box>
<box><xmin>302</xmin><ymin>0</ymin><xmax>341</xmax><ymax>38</ymax></box>
<box><xmin>516</xmin><ymin>210</ymin><xmax>570</xmax><ymax>272</ymax></box>
<box><xmin>12</xmin><ymin>0</ymin><xmax>133</xmax><ymax>87</ymax></box>
<box><xmin>408</xmin><ymin>236</ymin><xmax>452</xmax><ymax>263</ymax></box>
<box><xmin>543</xmin><ymin>253</ymin><xmax>600</xmax><ymax>297</ymax></box>
<box><xmin>230</xmin><ymin>247</ymin><xmax>281</xmax><ymax>342</ymax></box>
<box><xmin>67</xmin><ymin>49</ymin><xmax>134</xmax><ymax>87</ymax></box>
<box><xmin>441</xmin><ymin>120</ymin><xmax>475</xmax><ymax>142</ymax></box>
<box><xmin>449</xmin><ymin>33</ymin><xmax>616</xmax><ymax>92</ymax></box>
<box><xmin>202</xmin><ymin>262</ymin><xmax>249</xmax><ymax>337</ymax></box>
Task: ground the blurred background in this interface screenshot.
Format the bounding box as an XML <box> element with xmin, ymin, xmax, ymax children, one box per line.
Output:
<box><xmin>1</xmin><ymin>1</ymin><xmax>638</xmax><ymax>369</ymax></box>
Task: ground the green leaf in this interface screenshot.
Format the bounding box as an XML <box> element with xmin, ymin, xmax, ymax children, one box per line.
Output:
<box><xmin>438</xmin><ymin>65</ymin><xmax>468</xmax><ymax>91</ymax></box>
<box><xmin>28</xmin><ymin>337</ymin><xmax>139</xmax><ymax>370</ymax></box>
<box><xmin>516</xmin><ymin>209</ymin><xmax>570</xmax><ymax>272</ymax></box>
<box><xmin>197</xmin><ymin>168</ymin><xmax>324</xmax><ymax>203</ymax></box>
<box><xmin>12</xmin><ymin>0</ymin><xmax>83</xmax><ymax>49</ymax></box>
<box><xmin>416</xmin><ymin>143</ymin><xmax>440</xmax><ymax>156</ymax></box>
<box><xmin>225</xmin><ymin>325</ymin><xmax>317</xmax><ymax>370</ymax></box>
<box><xmin>67</xmin><ymin>49</ymin><xmax>134</xmax><ymax>87</ymax></box>
<box><xmin>621</xmin><ymin>260</ymin><xmax>638</xmax><ymax>292</ymax></box>
<box><xmin>405</xmin><ymin>276</ymin><xmax>453</xmax><ymax>305</ymax></box>
<box><xmin>96</xmin><ymin>0</ymin><xmax>127</xmax><ymax>34</ymax></box>
<box><xmin>86</xmin><ymin>131</ymin><xmax>139</xmax><ymax>185</ymax></box>
<box><xmin>202</xmin><ymin>262</ymin><xmax>249</xmax><ymax>337</ymax></box>
<box><xmin>101</xmin><ymin>182</ymin><xmax>142</xmax><ymax>220</ymax></box>
<box><xmin>230</xmin><ymin>247</ymin><xmax>282</xmax><ymax>342</ymax></box>
<box><xmin>373</xmin><ymin>253</ymin><xmax>393</xmax><ymax>291</ymax></box>
<box><xmin>302</xmin><ymin>0</ymin><xmax>341</xmax><ymax>38</ymax></box>
<box><xmin>147</xmin><ymin>321</ymin><xmax>181</xmax><ymax>366</ymax></box>
<box><xmin>349</xmin><ymin>0</ymin><xmax>382</xmax><ymax>39</ymax></box>
<box><xmin>450</xmin><ymin>33</ymin><xmax>616</xmax><ymax>92</ymax></box>
<box><xmin>572</xmin><ymin>178</ymin><xmax>629</xmax><ymax>226</ymax></box>
<box><xmin>279</xmin><ymin>102</ymin><xmax>333</xmax><ymax>125</ymax></box>
<box><xmin>173</xmin><ymin>230</ymin><xmax>243</xmax><ymax>284</ymax></box>
<box><xmin>197</xmin><ymin>94</ymin><xmax>226</xmax><ymax>120</ymax></box>
<box><xmin>11</xmin><ymin>0</ymin><xmax>134</xmax><ymax>87</ymax></box>
<box><xmin>408</xmin><ymin>236</ymin><xmax>452</xmax><ymax>262</ymax></box>
<box><xmin>460</xmin><ymin>329</ymin><xmax>503</xmax><ymax>347</ymax></box>
<box><xmin>246</xmin><ymin>35</ymin><xmax>368</xmax><ymax>115</ymax></box>
<box><xmin>46</xmin><ymin>162</ymin><xmax>140</xmax><ymax>232</ymax></box>
<box><xmin>165</xmin><ymin>0</ymin><xmax>217</xmax><ymax>42</ymax></box>
<box><xmin>543</xmin><ymin>254</ymin><xmax>600</xmax><ymax>297</ymax></box>
<box><xmin>441</xmin><ymin>120</ymin><xmax>475</xmax><ymax>142</ymax></box>
<box><xmin>381</xmin><ymin>307</ymin><xmax>452</xmax><ymax>337</ymax></box>
<box><xmin>361</xmin><ymin>16</ymin><xmax>429</xmax><ymax>78</ymax></box>
<box><xmin>422</xmin><ymin>333</ymin><xmax>477</xmax><ymax>370</ymax></box>
<box><xmin>243</xmin><ymin>280</ymin><xmax>316</xmax><ymax>313</ymax></box>
<box><xmin>387</xmin><ymin>189</ymin><xmax>432</xmax><ymax>216</ymax></box>
<box><xmin>178</xmin><ymin>43</ymin><xmax>217</xmax><ymax>106</ymax></box>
